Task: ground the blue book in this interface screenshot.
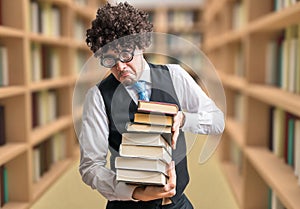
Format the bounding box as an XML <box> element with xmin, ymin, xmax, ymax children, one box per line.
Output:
<box><xmin>287</xmin><ymin>118</ymin><xmax>295</xmax><ymax>166</ymax></box>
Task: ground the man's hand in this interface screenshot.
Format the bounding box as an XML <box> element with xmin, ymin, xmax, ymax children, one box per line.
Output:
<box><xmin>172</xmin><ymin>111</ymin><xmax>185</xmax><ymax>149</ymax></box>
<box><xmin>132</xmin><ymin>161</ymin><xmax>176</xmax><ymax>201</ymax></box>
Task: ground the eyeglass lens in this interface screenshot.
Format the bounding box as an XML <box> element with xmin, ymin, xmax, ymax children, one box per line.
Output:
<box><xmin>101</xmin><ymin>50</ymin><xmax>134</xmax><ymax>68</ymax></box>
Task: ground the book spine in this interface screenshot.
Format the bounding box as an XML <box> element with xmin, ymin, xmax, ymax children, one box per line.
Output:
<box><xmin>0</xmin><ymin>106</ymin><xmax>5</xmax><ymax>146</ymax></box>
<box><xmin>0</xmin><ymin>166</ymin><xmax>3</xmax><ymax>207</ymax></box>
<box><xmin>3</xmin><ymin>167</ymin><xmax>8</xmax><ymax>204</ymax></box>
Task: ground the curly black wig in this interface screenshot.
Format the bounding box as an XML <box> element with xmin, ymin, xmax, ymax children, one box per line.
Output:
<box><xmin>86</xmin><ymin>2</ymin><xmax>153</xmax><ymax>57</ymax></box>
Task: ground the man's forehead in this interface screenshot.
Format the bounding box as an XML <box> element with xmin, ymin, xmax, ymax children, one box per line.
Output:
<box><xmin>102</xmin><ymin>45</ymin><xmax>135</xmax><ymax>55</ymax></box>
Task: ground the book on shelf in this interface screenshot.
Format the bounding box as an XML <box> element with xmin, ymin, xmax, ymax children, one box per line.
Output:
<box><xmin>0</xmin><ymin>106</ymin><xmax>5</xmax><ymax>146</ymax></box>
<box><xmin>115</xmin><ymin>157</ymin><xmax>168</xmax><ymax>176</ymax></box>
<box><xmin>32</xmin><ymin>90</ymin><xmax>58</xmax><ymax>127</ymax></box>
<box><xmin>116</xmin><ymin>169</ymin><xmax>167</xmax><ymax>186</ymax></box>
<box><xmin>32</xmin><ymin>146</ymin><xmax>41</xmax><ymax>183</ymax></box>
<box><xmin>294</xmin><ymin>119</ymin><xmax>300</xmax><ymax>179</ymax></box>
<box><xmin>41</xmin><ymin>46</ymin><xmax>61</xmax><ymax>79</ymax></box>
<box><xmin>31</xmin><ymin>43</ymin><xmax>42</xmax><ymax>82</ymax></box>
<box><xmin>32</xmin><ymin>133</ymin><xmax>66</xmax><ymax>183</ymax></box>
<box><xmin>287</xmin><ymin>116</ymin><xmax>295</xmax><ymax>166</ymax></box>
<box><xmin>134</xmin><ymin>112</ymin><xmax>173</xmax><ymax>126</ymax></box>
<box><xmin>122</xmin><ymin>133</ymin><xmax>172</xmax><ymax>155</ymax></box>
<box><xmin>271</xmin><ymin>108</ymin><xmax>285</xmax><ymax>158</ymax></box>
<box><xmin>51</xmin><ymin>132</ymin><xmax>66</xmax><ymax>163</ymax></box>
<box><xmin>0</xmin><ymin>46</ymin><xmax>9</xmax><ymax>86</ymax></box>
<box><xmin>270</xmin><ymin>108</ymin><xmax>300</xmax><ymax>178</ymax></box>
<box><xmin>0</xmin><ymin>166</ymin><xmax>3</xmax><ymax>207</ymax></box>
<box><xmin>119</xmin><ymin>144</ymin><xmax>172</xmax><ymax>164</ymax></box>
<box><xmin>30</xmin><ymin>0</ymin><xmax>40</xmax><ymax>34</ymax></box>
<box><xmin>137</xmin><ymin>100</ymin><xmax>178</xmax><ymax>115</ymax></box>
<box><xmin>296</xmin><ymin>23</ymin><xmax>300</xmax><ymax>94</ymax></box>
<box><xmin>0</xmin><ymin>166</ymin><xmax>8</xmax><ymax>206</ymax></box>
<box><xmin>268</xmin><ymin>188</ymin><xmax>285</xmax><ymax>209</ymax></box>
<box><xmin>30</xmin><ymin>1</ymin><xmax>61</xmax><ymax>36</ymax></box>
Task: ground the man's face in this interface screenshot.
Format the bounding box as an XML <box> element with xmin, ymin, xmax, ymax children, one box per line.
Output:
<box><xmin>102</xmin><ymin>48</ymin><xmax>144</xmax><ymax>86</ymax></box>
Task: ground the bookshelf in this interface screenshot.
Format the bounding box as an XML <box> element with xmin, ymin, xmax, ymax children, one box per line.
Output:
<box><xmin>143</xmin><ymin>6</ymin><xmax>203</xmax><ymax>80</ymax></box>
<box><xmin>203</xmin><ymin>0</ymin><xmax>300</xmax><ymax>209</ymax></box>
<box><xmin>0</xmin><ymin>0</ymin><xmax>105</xmax><ymax>208</ymax></box>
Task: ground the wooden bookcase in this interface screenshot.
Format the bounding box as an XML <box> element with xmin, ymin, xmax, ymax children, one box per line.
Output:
<box><xmin>203</xmin><ymin>0</ymin><xmax>300</xmax><ymax>209</ymax></box>
<box><xmin>142</xmin><ymin>6</ymin><xmax>203</xmax><ymax>80</ymax></box>
<box><xmin>0</xmin><ymin>0</ymin><xmax>105</xmax><ymax>208</ymax></box>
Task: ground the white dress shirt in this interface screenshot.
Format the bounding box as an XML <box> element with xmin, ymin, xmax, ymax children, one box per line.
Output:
<box><xmin>79</xmin><ymin>60</ymin><xmax>225</xmax><ymax>201</ymax></box>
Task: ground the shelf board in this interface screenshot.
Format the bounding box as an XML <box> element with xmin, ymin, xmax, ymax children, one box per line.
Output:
<box><xmin>0</xmin><ymin>86</ymin><xmax>26</xmax><ymax>99</ymax></box>
<box><xmin>245</xmin><ymin>84</ymin><xmax>300</xmax><ymax>117</ymax></box>
<box><xmin>2</xmin><ymin>202</ymin><xmax>29</xmax><ymax>209</ymax></box>
<box><xmin>29</xmin><ymin>77</ymin><xmax>73</xmax><ymax>91</ymax></box>
<box><xmin>71</xmin><ymin>40</ymin><xmax>89</xmax><ymax>50</ymax></box>
<box><xmin>225</xmin><ymin>117</ymin><xmax>245</xmax><ymax>148</ymax></box>
<box><xmin>72</xmin><ymin>4</ymin><xmax>96</xmax><ymax>19</ymax></box>
<box><xmin>248</xmin><ymin>2</ymin><xmax>300</xmax><ymax>33</ymax></box>
<box><xmin>0</xmin><ymin>143</ymin><xmax>28</xmax><ymax>165</ymax></box>
<box><xmin>31</xmin><ymin>116</ymin><xmax>72</xmax><ymax>146</ymax></box>
<box><xmin>218</xmin><ymin>71</ymin><xmax>247</xmax><ymax>91</ymax></box>
<box><xmin>32</xmin><ymin>158</ymin><xmax>73</xmax><ymax>201</ymax></box>
<box><xmin>246</xmin><ymin>147</ymin><xmax>300</xmax><ymax>209</ymax></box>
<box><xmin>0</xmin><ymin>26</ymin><xmax>24</xmax><ymax>38</ymax></box>
<box><xmin>168</xmin><ymin>26</ymin><xmax>201</xmax><ymax>34</ymax></box>
<box><xmin>203</xmin><ymin>0</ymin><xmax>227</xmax><ymax>24</ymax></box>
<box><xmin>204</xmin><ymin>28</ymin><xmax>247</xmax><ymax>51</ymax></box>
<box><xmin>38</xmin><ymin>0</ymin><xmax>71</xmax><ymax>6</ymax></box>
<box><xmin>29</xmin><ymin>34</ymin><xmax>71</xmax><ymax>46</ymax></box>
<box><xmin>220</xmin><ymin>161</ymin><xmax>243</xmax><ymax>208</ymax></box>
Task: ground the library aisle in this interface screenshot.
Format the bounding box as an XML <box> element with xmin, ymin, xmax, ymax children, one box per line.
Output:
<box><xmin>29</xmin><ymin>135</ymin><xmax>239</xmax><ymax>209</ymax></box>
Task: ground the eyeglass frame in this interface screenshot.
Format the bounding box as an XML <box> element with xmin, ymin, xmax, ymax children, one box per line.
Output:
<box><xmin>100</xmin><ymin>48</ymin><xmax>135</xmax><ymax>68</ymax></box>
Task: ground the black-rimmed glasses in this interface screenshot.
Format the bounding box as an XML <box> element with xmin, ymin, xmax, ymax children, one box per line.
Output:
<box><xmin>100</xmin><ymin>50</ymin><xmax>134</xmax><ymax>68</ymax></box>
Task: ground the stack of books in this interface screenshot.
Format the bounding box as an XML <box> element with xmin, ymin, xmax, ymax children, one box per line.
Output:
<box><xmin>116</xmin><ymin>100</ymin><xmax>178</xmax><ymax>186</ymax></box>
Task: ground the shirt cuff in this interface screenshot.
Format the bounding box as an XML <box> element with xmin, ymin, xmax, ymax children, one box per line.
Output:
<box><xmin>115</xmin><ymin>182</ymin><xmax>139</xmax><ymax>201</ymax></box>
<box><xmin>181</xmin><ymin>111</ymin><xmax>212</xmax><ymax>133</ymax></box>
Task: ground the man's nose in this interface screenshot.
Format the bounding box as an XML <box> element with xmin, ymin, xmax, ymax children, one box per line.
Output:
<box><xmin>115</xmin><ymin>61</ymin><xmax>127</xmax><ymax>71</ymax></box>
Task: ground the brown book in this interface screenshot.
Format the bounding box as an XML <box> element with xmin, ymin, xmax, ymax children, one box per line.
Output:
<box><xmin>119</xmin><ymin>144</ymin><xmax>172</xmax><ymax>164</ymax></box>
<box><xmin>115</xmin><ymin>157</ymin><xmax>168</xmax><ymax>176</ymax></box>
<box><xmin>121</xmin><ymin>133</ymin><xmax>172</xmax><ymax>155</ymax></box>
<box><xmin>126</xmin><ymin>122</ymin><xmax>171</xmax><ymax>134</ymax></box>
<box><xmin>116</xmin><ymin>169</ymin><xmax>167</xmax><ymax>186</ymax></box>
<box><xmin>137</xmin><ymin>100</ymin><xmax>178</xmax><ymax>115</ymax></box>
<box><xmin>125</xmin><ymin>122</ymin><xmax>172</xmax><ymax>145</ymax></box>
<box><xmin>134</xmin><ymin>112</ymin><xmax>173</xmax><ymax>126</ymax></box>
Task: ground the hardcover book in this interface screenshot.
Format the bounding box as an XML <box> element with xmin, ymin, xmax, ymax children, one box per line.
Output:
<box><xmin>115</xmin><ymin>157</ymin><xmax>168</xmax><ymax>176</ymax></box>
<box><xmin>122</xmin><ymin>133</ymin><xmax>172</xmax><ymax>155</ymax></box>
<box><xmin>119</xmin><ymin>144</ymin><xmax>172</xmax><ymax>164</ymax></box>
<box><xmin>137</xmin><ymin>100</ymin><xmax>178</xmax><ymax>115</ymax></box>
<box><xmin>116</xmin><ymin>169</ymin><xmax>167</xmax><ymax>186</ymax></box>
<box><xmin>126</xmin><ymin>122</ymin><xmax>171</xmax><ymax>134</ymax></box>
<box><xmin>134</xmin><ymin>112</ymin><xmax>173</xmax><ymax>126</ymax></box>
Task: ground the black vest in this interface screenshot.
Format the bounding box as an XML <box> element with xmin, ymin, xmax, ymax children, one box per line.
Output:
<box><xmin>98</xmin><ymin>63</ymin><xmax>189</xmax><ymax>208</ymax></box>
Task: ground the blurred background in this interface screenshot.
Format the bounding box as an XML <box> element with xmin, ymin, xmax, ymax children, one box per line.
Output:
<box><xmin>0</xmin><ymin>0</ymin><xmax>300</xmax><ymax>209</ymax></box>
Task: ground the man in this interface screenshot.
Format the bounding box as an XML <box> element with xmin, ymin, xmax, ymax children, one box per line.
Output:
<box><xmin>79</xmin><ymin>2</ymin><xmax>225</xmax><ymax>209</ymax></box>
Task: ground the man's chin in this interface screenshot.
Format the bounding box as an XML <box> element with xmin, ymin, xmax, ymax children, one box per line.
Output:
<box><xmin>121</xmin><ymin>77</ymin><xmax>137</xmax><ymax>86</ymax></box>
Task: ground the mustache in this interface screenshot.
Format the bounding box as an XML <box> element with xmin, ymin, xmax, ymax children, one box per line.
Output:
<box><xmin>118</xmin><ymin>69</ymin><xmax>132</xmax><ymax>77</ymax></box>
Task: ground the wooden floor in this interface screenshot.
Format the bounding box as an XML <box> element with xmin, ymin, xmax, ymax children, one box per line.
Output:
<box><xmin>30</xmin><ymin>134</ymin><xmax>239</xmax><ymax>209</ymax></box>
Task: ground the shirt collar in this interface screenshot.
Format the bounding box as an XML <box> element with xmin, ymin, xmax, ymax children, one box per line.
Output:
<box><xmin>138</xmin><ymin>59</ymin><xmax>151</xmax><ymax>84</ymax></box>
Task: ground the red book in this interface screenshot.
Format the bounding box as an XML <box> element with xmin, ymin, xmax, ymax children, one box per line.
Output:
<box><xmin>137</xmin><ymin>100</ymin><xmax>178</xmax><ymax>116</ymax></box>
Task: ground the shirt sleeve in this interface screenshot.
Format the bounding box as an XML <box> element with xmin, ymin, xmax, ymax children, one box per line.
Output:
<box><xmin>166</xmin><ymin>64</ymin><xmax>225</xmax><ymax>135</ymax></box>
<box><xmin>79</xmin><ymin>86</ymin><xmax>137</xmax><ymax>201</ymax></box>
